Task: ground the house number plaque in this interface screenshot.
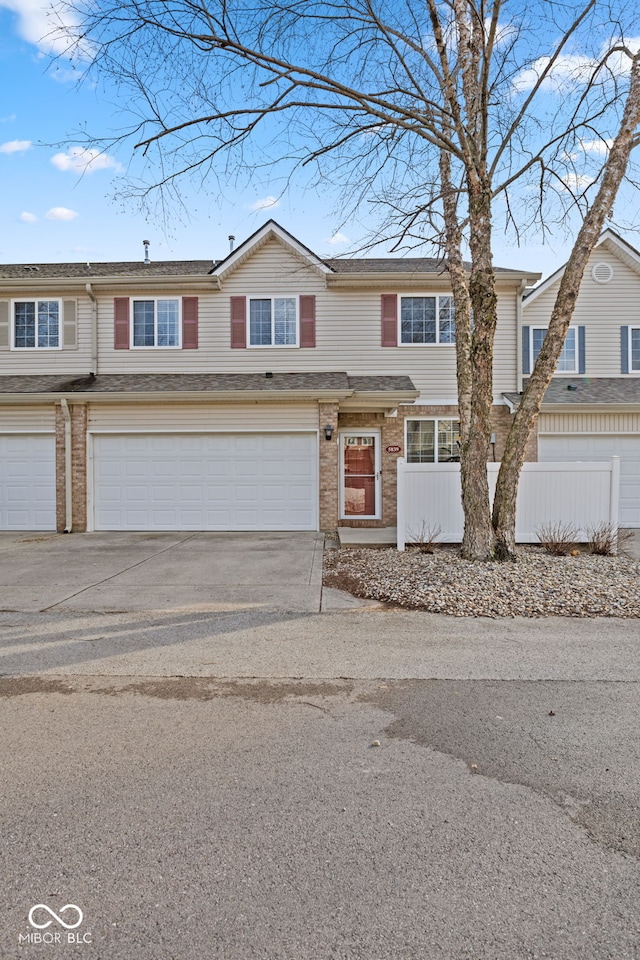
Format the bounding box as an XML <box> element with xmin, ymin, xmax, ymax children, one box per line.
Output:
<box><xmin>385</xmin><ymin>445</ymin><xmax>402</xmax><ymax>454</ymax></box>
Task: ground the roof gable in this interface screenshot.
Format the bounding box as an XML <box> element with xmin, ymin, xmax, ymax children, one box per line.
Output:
<box><xmin>214</xmin><ymin>220</ymin><xmax>333</xmax><ymax>282</ymax></box>
<box><xmin>524</xmin><ymin>229</ymin><xmax>640</xmax><ymax>307</ymax></box>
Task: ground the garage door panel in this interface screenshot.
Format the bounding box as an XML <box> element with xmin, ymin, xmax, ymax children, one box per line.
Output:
<box><xmin>539</xmin><ymin>434</ymin><xmax>640</xmax><ymax>527</ymax></box>
<box><xmin>0</xmin><ymin>435</ymin><xmax>56</xmax><ymax>531</ymax></box>
<box><xmin>93</xmin><ymin>433</ymin><xmax>317</xmax><ymax>530</ymax></box>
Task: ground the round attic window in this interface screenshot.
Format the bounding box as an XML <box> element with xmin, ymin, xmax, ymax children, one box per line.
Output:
<box><xmin>591</xmin><ymin>262</ymin><xmax>614</xmax><ymax>283</ymax></box>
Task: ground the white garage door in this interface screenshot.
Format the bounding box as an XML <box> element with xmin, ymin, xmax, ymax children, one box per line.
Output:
<box><xmin>93</xmin><ymin>433</ymin><xmax>318</xmax><ymax>531</ymax></box>
<box><xmin>0</xmin><ymin>435</ymin><xmax>56</xmax><ymax>530</ymax></box>
<box><xmin>538</xmin><ymin>435</ymin><xmax>640</xmax><ymax>527</ymax></box>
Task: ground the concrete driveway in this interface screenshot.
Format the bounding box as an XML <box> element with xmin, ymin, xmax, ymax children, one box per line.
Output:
<box><xmin>0</xmin><ymin>531</ymin><xmax>325</xmax><ymax>614</ymax></box>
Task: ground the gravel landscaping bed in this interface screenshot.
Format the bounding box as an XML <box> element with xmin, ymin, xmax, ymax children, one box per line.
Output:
<box><xmin>323</xmin><ymin>546</ymin><xmax>640</xmax><ymax>618</ymax></box>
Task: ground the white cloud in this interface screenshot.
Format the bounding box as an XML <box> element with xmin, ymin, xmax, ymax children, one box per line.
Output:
<box><xmin>0</xmin><ymin>0</ymin><xmax>90</xmax><ymax>58</ymax></box>
<box><xmin>0</xmin><ymin>139</ymin><xmax>31</xmax><ymax>153</ymax></box>
<box><xmin>1</xmin><ymin>113</ymin><xmax>17</xmax><ymax>123</ymax></box>
<box><xmin>51</xmin><ymin>146</ymin><xmax>122</xmax><ymax>174</ymax></box>
<box><xmin>20</xmin><ymin>211</ymin><xmax>37</xmax><ymax>222</ymax></box>
<box><xmin>250</xmin><ymin>196</ymin><xmax>280</xmax><ymax>211</ymax></box>
<box><xmin>512</xmin><ymin>54</ymin><xmax>594</xmax><ymax>94</ymax></box>
<box><xmin>513</xmin><ymin>36</ymin><xmax>640</xmax><ymax>95</ymax></box>
<box><xmin>46</xmin><ymin>206</ymin><xmax>78</xmax><ymax>220</ymax></box>
<box><xmin>581</xmin><ymin>138</ymin><xmax>614</xmax><ymax>155</ymax></box>
<box><xmin>560</xmin><ymin>173</ymin><xmax>595</xmax><ymax>192</ymax></box>
<box><xmin>326</xmin><ymin>232</ymin><xmax>350</xmax><ymax>246</ymax></box>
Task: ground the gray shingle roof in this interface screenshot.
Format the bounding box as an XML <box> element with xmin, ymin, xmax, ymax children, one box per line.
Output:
<box><xmin>0</xmin><ymin>257</ymin><xmax>531</xmax><ymax>280</ymax></box>
<box><xmin>504</xmin><ymin>377</ymin><xmax>640</xmax><ymax>407</ymax></box>
<box><xmin>347</xmin><ymin>375</ymin><xmax>417</xmax><ymax>392</ymax></box>
<box><xmin>0</xmin><ymin>372</ymin><xmax>416</xmax><ymax>396</ymax></box>
<box><xmin>0</xmin><ymin>261</ymin><xmax>216</xmax><ymax>279</ymax></box>
<box><xmin>326</xmin><ymin>258</ymin><xmax>532</xmax><ymax>276</ymax></box>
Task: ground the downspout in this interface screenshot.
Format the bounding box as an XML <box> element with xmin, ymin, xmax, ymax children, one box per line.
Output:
<box><xmin>60</xmin><ymin>399</ymin><xmax>73</xmax><ymax>533</ymax></box>
<box><xmin>516</xmin><ymin>280</ymin><xmax>526</xmax><ymax>394</ymax></box>
<box><xmin>86</xmin><ymin>282</ymin><xmax>98</xmax><ymax>376</ymax></box>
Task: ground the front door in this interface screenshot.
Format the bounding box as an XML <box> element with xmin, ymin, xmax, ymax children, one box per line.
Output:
<box><xmin>340</xmin><ymin>432</ymin><xmax>381</xmax><ymax>519</ymax></box>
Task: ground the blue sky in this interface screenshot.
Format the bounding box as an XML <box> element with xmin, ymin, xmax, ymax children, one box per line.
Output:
<box><xmin>0</xmin><ymin>1</ymin><xmax>637</xmax><ymax>277</ymax></box>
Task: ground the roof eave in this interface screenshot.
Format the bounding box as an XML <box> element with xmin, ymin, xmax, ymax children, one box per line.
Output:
<box><xmin>0</xmin><ymin>274</ymin><xmax>218</xmax><ymax>292</ymax></box>
<box><xmin>328</xmin><ymin>271</ymin><xmax>540</xmax><ymax>287</ymax></box>
<box><xmin>0</xmin><ymin>389</ymin><xmax>354</xmax><ymax>404</ymax></box>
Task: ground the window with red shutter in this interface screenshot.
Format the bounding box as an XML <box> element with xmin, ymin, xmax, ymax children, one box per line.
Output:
<box><xmin>182</xmin><ymin>297</ymin><xmax>198</xmax><ymax>349</ymax></box>
<box><xmin>114</xmin><ymin>297</ymin><xmax>130</xmax><ymax>350</ymax></box>
<box><xmin>230</xmin><ymin>296</ymin><xmax>247</xmax><ymax>348</ymax></box>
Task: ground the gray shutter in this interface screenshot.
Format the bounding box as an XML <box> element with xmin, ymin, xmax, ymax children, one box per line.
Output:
<box><xmin>522</xmin><ymin>326</ymin><xmax>530</xmax><ymax>375</ymax></box>
<box><xmin>621</xmin><ymin>326</ymin><xmax>629</xmax><ymax>374</ymax></box>
<box><xmin>0</xmin><ymin>300</ymin><xmax>9</xmax><ymax>349</ymax></box>
<box><xmin>578</xmin><ymin>326</ymin><xmax>586</xmax><ymax>374</ymax></box>
<box><xmin>63</xmin><ymin>300</ymin><xmax>77</xmax><ymax>348</ymax></box>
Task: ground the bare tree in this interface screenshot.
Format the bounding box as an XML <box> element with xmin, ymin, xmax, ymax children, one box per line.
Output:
<box><xmin>60</xmin><ymin>0</ymin><xmax>640</xmax><ymax>558</ymax></box>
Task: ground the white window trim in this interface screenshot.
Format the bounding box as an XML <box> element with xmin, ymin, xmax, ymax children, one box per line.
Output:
<box><xmin>629</xmin><ymin>326</ymin><xmax>640</xmax><ymax>374</ymax></box>
<box><xmin>130</xmin><ymin>297</ymin><xmax>182</xmax><ymax>349</ymax></box>
<box><xmin>11</xmin><ymin>298</ymin><xmax>63</xmax><ymax>351</ymax></box>
<box><xmin>247</xmin><ymin>295</ymin><xmax>300</xmax><ymax>348</ymax></box>
<box><xmin>530</xmin><ymin>325</ymin><xmax>579</xmax><ymax>375</ymax></box>
<box><xmin>405</xmin><ymin>417</ymin><xmax>461</xmax><ymax>463</ymax></box>
<box><xmin>398</xmin><ymin>293</ymin><xmax>456</xmax><ymax>346</ymax></box>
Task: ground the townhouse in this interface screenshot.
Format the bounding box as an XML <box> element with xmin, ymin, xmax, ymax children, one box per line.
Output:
<box><xmin>1</xmin><ymin>220</ymin><xmax>637</xmax><ymax>534</ymax></box>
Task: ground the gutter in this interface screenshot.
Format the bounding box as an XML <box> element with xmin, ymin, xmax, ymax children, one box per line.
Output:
<box><xmin>0</xmin><ymin>389</ymin><xmax>356</xmax><ymax>404</ymax></box>
<box><xmin>60</xmin><ymin>398</ymin><xmax>73</xmax><ymax>533</ymax></box>
<box><xmin>86</xmin><ymin>282</ymin><xmax>98</xmax><ymax>376</ymax></box>
<box><xmin>0</xmin><ymin>275</ymin><xmax>219</xmax><ymax>293</ymax></box>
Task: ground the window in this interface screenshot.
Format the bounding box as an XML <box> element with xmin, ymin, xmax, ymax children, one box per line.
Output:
<box><xmin>406</xmin><ymin>419</ymin><xmax>461</xmax><ymax>463</ymax></box>
<box><xmin>400</xmin><ymin>296</ymin><xmax>455</xmax><ymax>344</ymax></box>
<box><xmin>132</xmin><ymin>299</ymin><xmax>180</xmax><ymax>347</ymax></box>
<box><xmin>13</xmin><ymin>300</ymin><xmax>60</xmax><ymax>349</ymax></box>
<box><xmin>249</xmin><ymin>297</ymin><xmax>297</xmax><ymax>346</ymax></box>
<box><xmin>531</xmin><ymin>326</ymin><xmax>578</xmax><ymax>373</ymax></box>
<box><xmin>630</xmin><ymin>328</ymin><xmax>640</xmax><ymax>372</ymax></box>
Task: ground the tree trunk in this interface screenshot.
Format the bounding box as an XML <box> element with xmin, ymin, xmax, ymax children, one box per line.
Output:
<box><xmin>460</xmin><ymin>173</ymin><xmax>497</xmax><ymax>560</ymax></box>
<box><xmin>493</xmin><ymin>51</ymin><xmax>640</xmax><ymax>558</ymax></box>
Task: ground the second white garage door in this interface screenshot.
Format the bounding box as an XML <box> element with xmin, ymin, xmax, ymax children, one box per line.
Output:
<box><xmin>538</xmin><ymin>435</ymin><xmax>640</xmax><ymax>527</ymax></box>
<box><xmin>92</xmin><ymin>433</ymin><xmax>318</xmax><ymax>531</ymax></box>
<box><xmin>0</xmin><ymin>435</ymin><xmax>56</xmax><ymax>531</ymax></box>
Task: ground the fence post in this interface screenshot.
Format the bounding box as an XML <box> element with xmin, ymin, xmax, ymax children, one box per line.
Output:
<box><xmin>610</xmin><ymin>456</ymin><xmax>621</xmax><ymax>554</ymax></box>
<box><xmin>396</xmin><ymin>457</ymin><xmax>406</xmax><ymax>551</ymax></box>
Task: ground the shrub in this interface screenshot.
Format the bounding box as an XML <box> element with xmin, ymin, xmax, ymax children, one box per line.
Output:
<box><xmin>407</xmin><ymin>522</ymin><xmax>442</xmax><ymax>554</ymax></box>
<box><xmin>586</xmin><ymin>523</ymin><xmax>635</xmax><ymax>557</ymax></box>
<box><xmin>536</xmin><ymin>522</ymin><xmax>580</xmax><ymax>556</ymax></box>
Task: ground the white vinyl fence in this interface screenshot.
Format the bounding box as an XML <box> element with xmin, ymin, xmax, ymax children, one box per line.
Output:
<box><xmin>397</xmin><ymin>457</ymin><xmax>620</xmax><ymax>550</ymax></box>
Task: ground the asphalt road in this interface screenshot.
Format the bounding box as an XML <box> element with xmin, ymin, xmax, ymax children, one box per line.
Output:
<box><xmin>2</xmin><ymin>669</ymin><xmax>639</xmax><ymax>959</ymax></box>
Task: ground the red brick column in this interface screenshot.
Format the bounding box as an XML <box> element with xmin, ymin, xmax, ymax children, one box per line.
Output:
<box><xmin>318</xmin><ymin>402</ymin><xmax>339</xmax><ymax>530</ymax></box>
<box><xmin>55</xmin><ymin>401</ymin><xmax>88</xmax><ymax>532</ymax></box>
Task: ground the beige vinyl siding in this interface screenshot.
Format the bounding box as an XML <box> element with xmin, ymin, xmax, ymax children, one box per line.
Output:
<box><xmin>539</xmin><ymin>412</ymin><xmax>640</xmax><ymax>434</ymax></box>
<box><xmin>88</xmin><ymin>401</ymin><xmax>319</xmax><ymax>431</ymax></box>
<box><xmin>0</xmin><ymin>404</ymin><xmax>56</xmax><ymax>431</ymax></box>
<box><xmin>524</xmin><ymin>246</ymin><xmax>640</xmax><ymax>377</ymax></box>
<box><xmin>0</xmin><ymin>297</ymin><xmax>91</xmax><ymax>375</ymax></box>
<box><xmin>95</xmin><ymin>238</ymin><xmax>520</xmax><ymax>400</ymax></box>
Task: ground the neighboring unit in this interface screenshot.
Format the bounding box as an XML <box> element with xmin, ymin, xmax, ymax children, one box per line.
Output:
<box><xmin>514</xmin><ymin>229</ymin><xmax>640</xmax><ymax>527</ymax></box>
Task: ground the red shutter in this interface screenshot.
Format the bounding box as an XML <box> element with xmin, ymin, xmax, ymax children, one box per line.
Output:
<box><xmin>182</xmin><ymin>296</ymin><xmax>198</xmax><ymax>349</ymax></box>
<box><xmin>114</xmin><ymin>297</ymin><xmax>130</xmax><ymax>350</ymax></box>
<box><xmin>230</xmin><ymin>296</ymin><xmax>246</xmax><ymax>348</ymax></box>
<box><xmin>299</xmin><ymin>295</ymin><xmax>316</xmax><ymax>348</ymax></box>
<box><xmin>381</xmin><ymin>294</ymin><xmax>398</xmax><ymax>346</ymax></box>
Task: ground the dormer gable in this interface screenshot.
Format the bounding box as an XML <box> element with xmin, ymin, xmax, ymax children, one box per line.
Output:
<box><xmin>213</xmin><ymin>219</ymin><xmax>334</xmax><ymax>283</ymax></box>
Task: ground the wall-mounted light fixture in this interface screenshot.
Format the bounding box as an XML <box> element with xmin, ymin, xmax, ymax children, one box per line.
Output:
<box><xmin>323</xmin><ymin>424</ymin><xmax>334</xmax><ymax>441</ymax></box>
